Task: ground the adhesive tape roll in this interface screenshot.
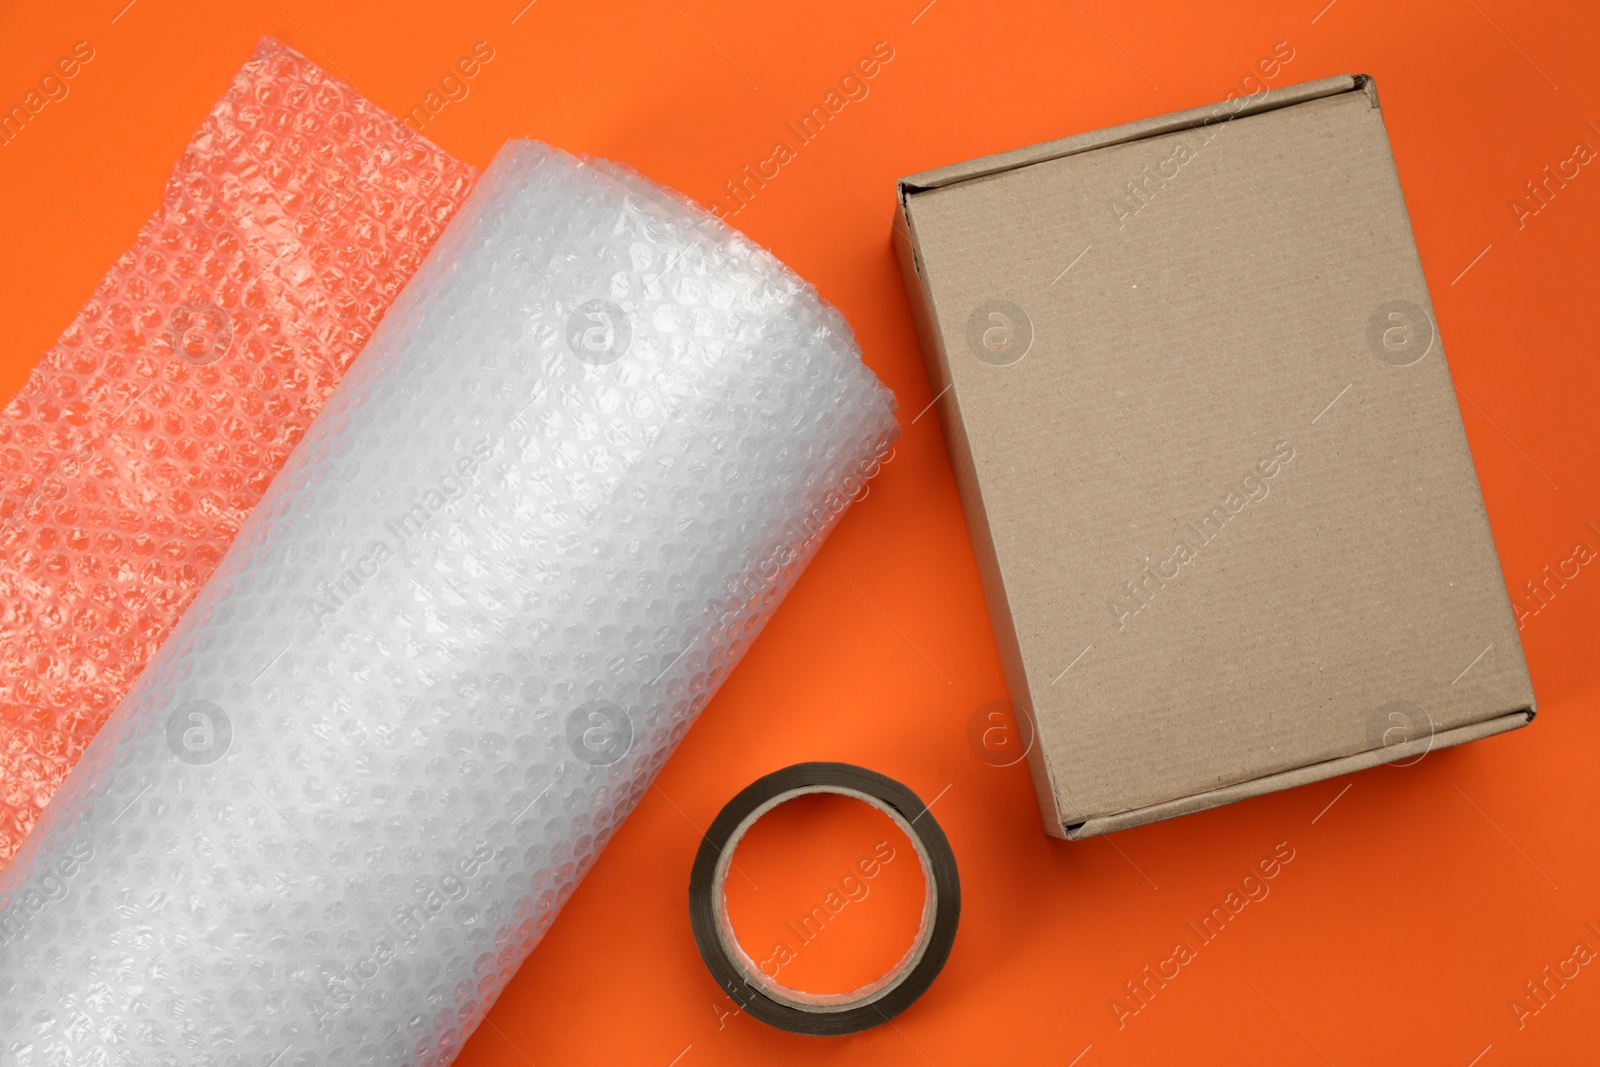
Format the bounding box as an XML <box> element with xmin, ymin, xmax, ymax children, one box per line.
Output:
<box><xmin>688</xmin><ymin>763</ymin><xmax>960</xmax><ymax>1036</ymax></box>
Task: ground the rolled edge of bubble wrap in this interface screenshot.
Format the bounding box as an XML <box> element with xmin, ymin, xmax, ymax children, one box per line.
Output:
<box><xmin>0</xmin><ymin>37</ymin><xmax>478</xmax><ymax>865</ymax></box>
<box><xmin>0</xmin><ymin>138</ymin><xmax>899</xmax><ymax>1065</ymax></box>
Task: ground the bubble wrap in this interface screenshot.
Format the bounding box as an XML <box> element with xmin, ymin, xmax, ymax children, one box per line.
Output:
<box><xmin>0</xmin><ymin>140</ymin><xmax>898</xmax><ymax>1065</ymax></box>
<box><xmin>0</xmin><ymin>38</ymin><xmax>477</xmax><ymax>866</ymax></box>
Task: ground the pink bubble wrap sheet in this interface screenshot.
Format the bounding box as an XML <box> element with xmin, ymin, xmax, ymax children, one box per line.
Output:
<box><xmin>0</xmin><ymin>37</ymin><xmax>477</xmax><ymax>865</ymax></box>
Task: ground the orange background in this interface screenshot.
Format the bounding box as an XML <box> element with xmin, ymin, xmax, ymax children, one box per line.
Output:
<box><xmin>2</xmin><ymin>0</ymin><xmax>1597</xmax><ymax>1064</ymax></box>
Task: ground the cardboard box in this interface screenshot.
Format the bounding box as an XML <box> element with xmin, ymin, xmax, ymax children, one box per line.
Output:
<box><xmin>894</xmin><ymin>75</ymin><xmax>1535</xmax><ymax>839</ymax></box>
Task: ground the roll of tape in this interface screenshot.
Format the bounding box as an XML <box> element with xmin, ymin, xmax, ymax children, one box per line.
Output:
<box><xmin>689</xmin><ymin>762</ymin><xmax>960</xmax><ymax>1036</ymax></box>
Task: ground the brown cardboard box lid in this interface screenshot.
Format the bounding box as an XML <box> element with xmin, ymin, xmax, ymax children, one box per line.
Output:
<box><xmin>894</xmin><ymin>76</ymin><xmax>1535</xmax><ymax>839</ymax></box>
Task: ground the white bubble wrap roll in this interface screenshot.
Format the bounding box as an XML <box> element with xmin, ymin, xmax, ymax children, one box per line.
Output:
<box><xmin>0</xmin><ymin>140</ymin><xmax>898</xmax><ymax>1066</ymax></box>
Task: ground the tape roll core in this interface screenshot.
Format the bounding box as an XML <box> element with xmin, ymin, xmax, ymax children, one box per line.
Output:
<box><xmin>688</xmin><ymin>762</ymin><xmax>960</xmax><ymax>1035</ymax></box>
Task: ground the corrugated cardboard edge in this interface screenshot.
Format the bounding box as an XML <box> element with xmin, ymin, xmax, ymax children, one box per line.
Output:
<box><xmin>1065</xmin><ymin>710</ymin><xmax>1533</xmax><ymax>839</ymax></box>
<box><xmin>893</xmin><ymin>176</ymin><xmax>1064</xmax><ymax>833</ymax></box>
<box><xmin>899</xmin><ymin>74</ymin><xmax>1362</xmax><ymax>195</ymax></box>
<box><xmin>892</xmin><ymin>73</ymin><xmax>1532</xmax><ymax>841</ymax></box>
